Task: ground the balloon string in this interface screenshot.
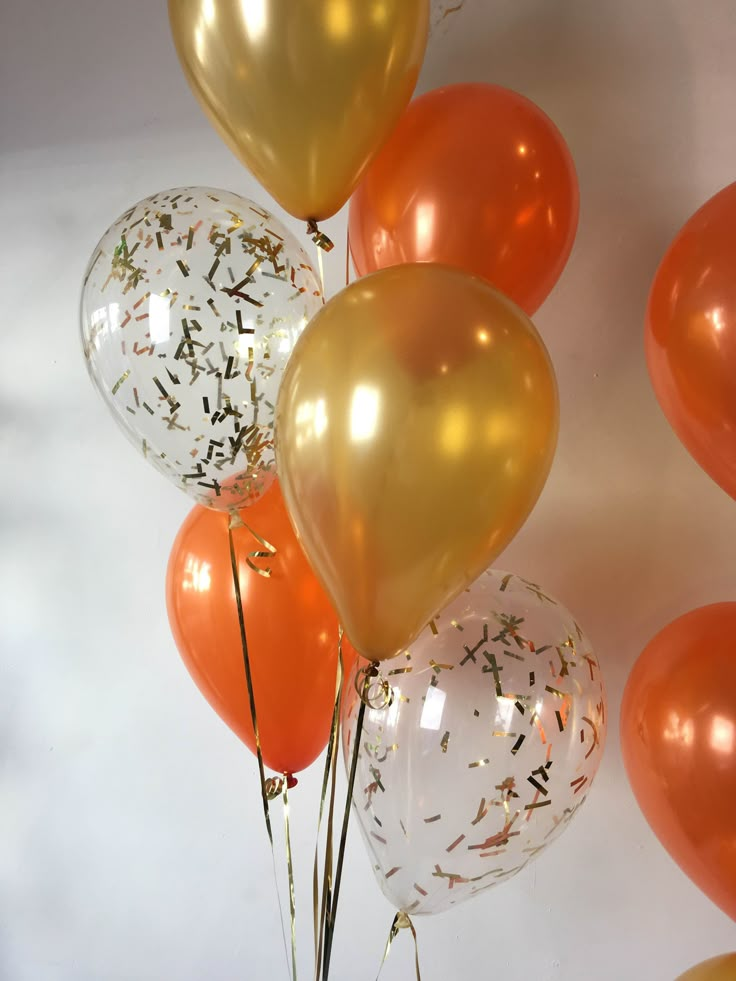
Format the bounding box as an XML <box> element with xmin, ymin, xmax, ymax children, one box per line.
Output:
<box><xmin>376</xmin><ymin>912</ymin><xmax>421</xmax><ymax>981</ymax></box>
<box><xmin>317</xmin><ymin>246</ymin><xmax>326</xmax><ymax>303</ymax></box>
<box><xmin>282</xmin><ymin>775</ymin><xmax>298</xmax><ymax>981</ymax></box>
<box><xmin>227</xmin><ymin>514</ymin><xmax>273</xmax><ymax>841</ymax></box>
<box><xmin>321</xmin><ymin>660</ymin><xmax>377</xmax><ymax>980</ymax></box>
<box><xmin>313</xmin><ymin>630</ymin><xmax>344</xmax><ymax>981</ymax></box>
<box><xmin>227</xmin><ymin>514</ymin><xmax>291</xmax><ymax>978</ymax></box>
<box><xmin>345</xmin><ymin>225</ymin><xmax>351</xmax><ymax>287</ymax></box>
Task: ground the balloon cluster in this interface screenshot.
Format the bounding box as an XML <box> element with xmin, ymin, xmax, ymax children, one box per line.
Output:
<box><xmin>621</xmin><ymin>182</ymin><xmax>736</xmax><ymax>944</ymax></box>
<box><xmin>79</xmin><ymin>0</ymin><xmax>736</xmax><ymax>977</ymax></box>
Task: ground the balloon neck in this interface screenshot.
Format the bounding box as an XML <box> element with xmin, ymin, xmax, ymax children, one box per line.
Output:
<box><xmin>306</xmin><ymin>219</ymin><xmax>335</xmax><ymax>253</ymax></box>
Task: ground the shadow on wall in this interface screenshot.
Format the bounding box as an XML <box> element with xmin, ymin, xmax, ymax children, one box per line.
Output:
<box><xmin>424</xmin><ymin>0</ymin><xmax>736</xmax><ymax>685</ymax></box>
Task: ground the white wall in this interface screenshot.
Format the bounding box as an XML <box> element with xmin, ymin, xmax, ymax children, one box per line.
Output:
<box><xmin>1</xmin><ymin>1</ymin><xmax>735</xmax><ymax>979</ymax></box>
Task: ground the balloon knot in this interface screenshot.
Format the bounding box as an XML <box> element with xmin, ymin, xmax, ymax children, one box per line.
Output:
<box><xmin>306</xmin><ymin>219</ymin><xmax>335</xmax><ymax>253</ymax></box>
<box><xmin>396</xmin><ymin>911</ymin><xmax>412</xmax><ymax>930</ymax></box>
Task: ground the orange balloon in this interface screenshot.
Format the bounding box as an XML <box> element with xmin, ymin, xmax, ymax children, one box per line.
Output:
<box><xmin>348</xmin><ymin>83</ymin><xmax>579</xmax><ymax>316</ymax></box>
<box><xmin>166</xmin><ymin>481</ymin><xmax>352</xmax><ymax>775</ymax></box>
<box><xmin>647</xmin><ymin>182</ymin><xmax>736</xmax><ymax>500</ymax></box>
<box><xmin>621</xmin><ymin>604</ymin><xmax>736</xmax><ymax>922</ymax></box>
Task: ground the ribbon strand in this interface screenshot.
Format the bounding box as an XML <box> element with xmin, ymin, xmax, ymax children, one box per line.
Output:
<box><xmin>376</xmin><ymin>912</ymin><xmax>422</xmax><ymax>981</ymax></box>
<box><xmin>313</xmin><ymin>631</ymin><xmax>344</xmax><ymax>981</ymax></box>
<box><xmin>228</xmin><ymin>515</ymin><xmax>292</xmax><ymax>979</ymax></box>
<box><xmin>321</xmin><ymin>661</ymin><xmax>377</xmax><ymax>980</ymax></box>
<box><xmin>227</xmin><ymin>515</ymin><xmax>273</xmax><ymax>842</ymax></box>
<box><xmin>345</xmin><ymin>226</ymin><xmax>351</xmax><ymax>288</ymax></box>
<box><xmin>282</xmin><ymin>776</ymin><xmax>298</xmax><ymax>981</ymax></box>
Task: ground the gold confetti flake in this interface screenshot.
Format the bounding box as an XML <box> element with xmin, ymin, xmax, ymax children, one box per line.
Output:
<box><xmin>111</xmin><ymin>370</ymin><xmax>131</xmax><ymax>395</ymax></box>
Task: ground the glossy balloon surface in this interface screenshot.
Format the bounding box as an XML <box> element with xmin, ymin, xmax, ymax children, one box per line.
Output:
<box><xmin>169</xmin><ymin>0</ymin><xmax>429</xmax><ymax>220</ymax></box>
<box><xmin>276</xmin><ymin>264</ymin><xmax>558</xmax><ymax>662</ymax></box>
<box><xmin>622</xmin><ymin>603</ymin><xmax>736</xmax><ymax>923</ymax></box>
<box><xmin>647</xmin><ymin>181</ymin><xmax>736</xmax><ymax>500</ymax></box>
<box><xmin>349</xmin><ymin>83</ymin><xmax>579</xmax><ymax>315</ymax></box>
<box><xmin>167</xmin><ymin>482</ymin><xmax>349</xmax><ymax>774</ymax></box>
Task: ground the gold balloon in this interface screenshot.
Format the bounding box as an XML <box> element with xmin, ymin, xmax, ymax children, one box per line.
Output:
<box><xmin>677</xmin><ymin>956</ymin><xmax>736</xmax><ymax>981</ymax></box>
<box><xmin>168</xmin><ymin>0</ymin><xmax>429</xmax><ymax>221</ymax></box>
<box><xmin>275</xmin><ymin>264</ymin><xmax>559</xmax><ymax>662</ymax></box>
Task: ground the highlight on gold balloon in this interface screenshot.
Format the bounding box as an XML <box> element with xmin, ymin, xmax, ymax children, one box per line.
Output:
<box><xmin>275</xmin><ymin>263</ymin><xmax>559</xmax><ymax>663</ymax></box>
<box><xmin>168</xmin><ymin>0</ymin><xmax>430</xmax><ymax>223</ymax></box>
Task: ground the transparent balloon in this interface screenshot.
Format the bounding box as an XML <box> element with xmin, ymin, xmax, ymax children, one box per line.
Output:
<box><xmin>80</xmin><ymin>186</ymin><xmax>322</xmax><ymax>510</ymax></box>
<box><xmin>341</xmin><ymin>569</ymin><xmax>606</xmax><ymax>916</ymax></box>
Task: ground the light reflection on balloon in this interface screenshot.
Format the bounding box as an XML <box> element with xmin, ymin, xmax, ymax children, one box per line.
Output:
<box><xmin>349</xmin><ymin>83</ymin><xmax>579</xmax><ymax>315</ymax></box>
<box><xmin>341</xmin><ymin>569</ymin><xmax>606</xmax><ymax>916</ymax></box>
<box><xmin>621</xmin><ymin>602</ymin><xmax>736</xmax><ymax>923</ymax></box>
<box><xmin>276</xmin><ymin>263</ymin><xmax>558</xmax><ymax>661</ymax></box>
<box><xmin>646</xmin><ymin>181</ymin><xmax>736</xmax><ymax>499</ymax></box>
<box><xmin>169</xmin><ymin>0</ymin><xmax>430</xmax><ymax>220</ymax></box>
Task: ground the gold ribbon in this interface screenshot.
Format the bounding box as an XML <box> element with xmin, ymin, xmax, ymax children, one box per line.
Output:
<box><xmin>377</xmin><ymin>912</ymin><xmax>422</xmax><ymax>981</ymax></box>
<box><xmin>282</xmin><ymin>776</ymin><xmax>298</xmax><ymax>981</ymax></box>
<box><xmin>228</xmin><ymin>515</ymin><xmax>296</xmax><ymax>978</ymax></box>
<box><xmin>306</xmin><ymin>219</ymin><xmax>335</xmax><ymax>253</ymax></box>
<box><xmin>313</xmin><ymin>631</ymin><xmax>344</xmax><ymax>981</ymax></box>
<box><xmin>345</xmin><ymin>226</ymin><xmax>351</xmax><ymax>288</ymax></box>
<box><xmin>240</xmin><ymin>518</ymin><xmax>277</xmax><ymax>577</ymax></box>
<box><xmin>227</xmin><ymin>514</ymin><xmax>273</xmax><ymax>844</ymax></box>
<box><xmin>321</xmin><ymin>661</ymin><xmax>379</xmax><ymax>979</ymax></box>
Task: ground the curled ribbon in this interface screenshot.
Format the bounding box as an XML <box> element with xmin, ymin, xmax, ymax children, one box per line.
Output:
<box><xmin>355</xmin><ymin>663</ymin><xmax>394</xmax><ymax>710</ymax></box>
<box><xmin>228</xmin><ymin>513</ymin><xmax>296</xmax><ymax>979</ymax></box>
<box><xmin>306</xmin><ymin>219</ymin><xmax>335</xmax><ymax>253</ymax></box>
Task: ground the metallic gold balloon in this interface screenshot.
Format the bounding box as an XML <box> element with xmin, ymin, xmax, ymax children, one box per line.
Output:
<box><xmin>676</xmin><ymin>955</ymin><xmax>736</xmax><ymax>981</ymax></box>
<box><xmin>275</xmin><ymin>264</ymin><xmax>558</xmax><ymax>662</ymax></box>
<box><xmin>168</xmin><ymin>0</ymin><xmax>430</xmax><ymax>221</ymax></box>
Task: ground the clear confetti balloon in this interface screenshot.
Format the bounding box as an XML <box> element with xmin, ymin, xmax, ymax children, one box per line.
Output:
<box><xmin>341</xmin><ymin>570</ymin><xmax>606</xmax><ymax>916</ymax></box>
<box><xmin>80</xmin><ymin>187</ymin><xmax>322</xmax><ymax>510</ymax></box>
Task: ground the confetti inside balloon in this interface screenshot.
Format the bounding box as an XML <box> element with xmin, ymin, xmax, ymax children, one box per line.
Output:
<box><xmin>341</xmin><ymin>570</ymin><xmax>606</xmax><ymax>916</ymax></box>
<box><xmin>81</xmin><ymin>186</ymin><xmax>322</xmax><ymax>510</ymax></box>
